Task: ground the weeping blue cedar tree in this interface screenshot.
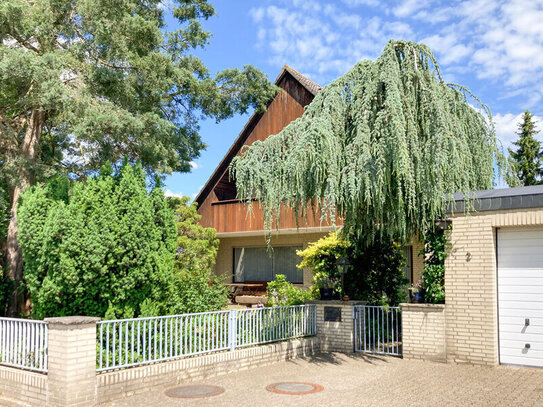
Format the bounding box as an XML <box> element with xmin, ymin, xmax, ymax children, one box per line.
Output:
<box><xmin>231</xmin><ymin>40</ymin><xmax>511</xmax><ymax>246</ymax></box>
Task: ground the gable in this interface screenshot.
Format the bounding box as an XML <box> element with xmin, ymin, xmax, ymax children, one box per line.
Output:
<box><xmin>195</xmin><ymin>67</ymin><xmax>320</xmax><ymax>212</ymax></box>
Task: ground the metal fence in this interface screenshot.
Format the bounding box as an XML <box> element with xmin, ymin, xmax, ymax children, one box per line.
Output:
<box><xmin>97</xmin><ymin>304</ymin><xmax>316</xmax><ymax>372</ymax></box>
<box><xmin>353</xmin><ymin>305</ymin><xmax>402</xmax><ymax>356</ymax></box>
<box><xmin>0</xmin><ymin>317</ymin><xmax>48</xmax><ymax>373</ymax></box>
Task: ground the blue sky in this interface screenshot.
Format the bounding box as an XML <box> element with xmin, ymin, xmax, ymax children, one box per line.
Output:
<box><xmin>164</xmin><ymin>0</ymin><xmax>543</xmax><ymax>199</ymax></box>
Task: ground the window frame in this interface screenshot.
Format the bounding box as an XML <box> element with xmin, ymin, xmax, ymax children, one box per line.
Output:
<box><xmin>232</xmin><ymin>245</ymin><xmax>304</xmax><ymax>284</ymax></box>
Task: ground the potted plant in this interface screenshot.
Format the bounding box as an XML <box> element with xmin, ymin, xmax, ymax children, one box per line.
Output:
<box><xmin>317</xmin><ymin>277</ymin><xmax>336</xmax><ymax>300</ymax></box>
<box><xmin>411</xmin><ymin>280</ymin><xmax>425</xmax><ymax>303</ymax></box>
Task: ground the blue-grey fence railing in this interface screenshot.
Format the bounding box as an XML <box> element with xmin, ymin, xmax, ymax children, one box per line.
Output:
<box><xmin>96</xmin><ymin>304</ymin><xmax>317</xmax><ymax>372</ymax></box>
<box><xmin>0</xmin><ymin>317</ymin><xmax>48</xmax><ymax>373</ymax></box>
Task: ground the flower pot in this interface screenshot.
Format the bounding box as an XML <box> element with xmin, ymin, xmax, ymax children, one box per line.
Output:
<box><xmin>413</xmin><ymin>291</ymin><xmax>425</xmax><ymax>303</ymax></box>
<box><xmin>319</xmin><ymin>288</ymin><xmax>333</xmax><ymax>300</ymax></box>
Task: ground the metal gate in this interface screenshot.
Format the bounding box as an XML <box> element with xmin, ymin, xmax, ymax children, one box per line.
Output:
<box><xmin>353</xmin><ymin>305</ymin><xmax>402</xmax><ymax>356</ymax></box>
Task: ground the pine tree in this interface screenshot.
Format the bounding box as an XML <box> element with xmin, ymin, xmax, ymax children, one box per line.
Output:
<box><xmin>0</xmin><ymin>0</ymin><xmax>277</xmax><ymax>314</ymax></box>
<box><xmin>509</xmin><ymin>111</ymin><xmax>543</xmax><ymax>186</ymax></box>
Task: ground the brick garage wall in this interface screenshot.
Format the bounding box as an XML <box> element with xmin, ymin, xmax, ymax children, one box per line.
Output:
<box><xmin>0</xmin><ymin>366</ymin><xmax>47</xmax><ymax>406</ymax></box>
<box><xmin>97</xmin><ymin>337</ymin><xmax>319</xmax><ymax>404</ymax></box>
<box><xmin>401</xmin><ymin>303</ymin><xmax>446</xmax><ymax>362</ymax></box>
<box><xmin>445</xmin><ymin>207</ymin><xmax>543</xmax><ymax>365</ymax></box>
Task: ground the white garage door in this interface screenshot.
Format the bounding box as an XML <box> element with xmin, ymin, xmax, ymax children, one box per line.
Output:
<box><xmin>498</xmin><ymin>228</ymin><xmax>543</xmax><ymax>368</ymax></box>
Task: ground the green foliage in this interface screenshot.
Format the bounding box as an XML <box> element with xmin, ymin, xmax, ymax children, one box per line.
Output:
<box><xmin>297</xmin><ymin>232</ymin><xmax>407</xmax><ymax>305</ymax></box>
<box><xmin>0</xmin><ymin>183</ymin><xmax>9</xmax><ymax>314</ymax></box>
<box><xmin>509</xmin><ymin>110</ymin><xmax>543</xmax><ymax>186</ymax></box>
<box><xmin>18</xmin><ymin>163</ymin><xmax>178</xmax><ymax>318</ymax></box>
<box><xmin>0</xmin><ymin>0</ymin><xmax>277</xmax><ymax>313</ymax></box>
<box><xmin>171</xmin><ymin>197</ymin><xmax>220</xmax><ymax>273</ymax></box>
<box><xmin>231</xmin><ymin>40</ymin><xmax>507</xmax><ymax>247</ymax></box>
<box><xmin>420</xmin><ymin>227</ymin><xmax>449</xmax><ymax>303</ymax></box>
<box><xmin>345</xmin><ymin>238</ymin><xmax>408</xmax><ymax>306</ymax></box>
<box><xmin>266</xmin><ymin>274</ymin><xmax>313</xmax><ymax>307</ymax></box>
<box><xmin>170</xmin><ymin>196</ymin><xmax>228</xmax><ymax>314</ymax></box>
<box><xmin>0</xmin><ymin>0</ymin><xmax>278</xmax><ymax>180</ymax></box>
<box><xmin>296</xmin><ymin>231</ymin><xmax>348</xmax><ymax>297</ymax></box>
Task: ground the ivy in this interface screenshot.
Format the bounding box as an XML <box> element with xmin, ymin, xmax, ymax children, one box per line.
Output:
<box><xmin>420</xmin><ymin>227</ymin><xmax>450</xmax><ymax>303</ymax></box>
<box><xmin>231</xmin><ymin>40</ymin><xmax>509</xmax><ymax>246</ymax></box>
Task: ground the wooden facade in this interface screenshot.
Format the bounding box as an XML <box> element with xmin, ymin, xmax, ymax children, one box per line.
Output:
<box><xmin>195</xmin><ymin>67</ymin><xmax>339</xmax><ymax>234</ymax></box>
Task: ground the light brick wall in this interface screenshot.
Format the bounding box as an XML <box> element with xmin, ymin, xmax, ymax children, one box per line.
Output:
<box><xmin>97</xmin><ymin>336</ymin><xmax>319</xmax><ymax>404</ymax></box>
<box><xmin>411</xmin><ymin>237</ymin><xmax>425</xmax><ymax>283</ymax></box>
<box><xmin>401</xmin><ymin>303</ymin><xmax>446</xmax><ymax>362</ymax></box>
<box><xmin>0</xmin><ymin>366</ymin><xmax>47</xmax><ymax>406</ymax></box>
<box><xmin>445</xmin><ymin>207</ymin><xmax>543</xmax><ymax>365</ymax></box>
<box><xmin>307</xmin><ymin>300</ymin><xmax>364</xmax><ymax>353</ymax></box>
<box><xmin>45</xmin><ymin>316</ymin><xmax>100</xmax><ymax>407</ymax></box>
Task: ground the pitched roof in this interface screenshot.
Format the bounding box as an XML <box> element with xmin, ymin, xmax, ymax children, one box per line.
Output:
<box><xmin>194</xmin><ymin>67</ymin><xmax>321</xmax><ymax>207</ymax></box>
<box><xmin>277</xmin><ymin>65</ymin><xmax>322</xmax><ymax>96</ymax></box>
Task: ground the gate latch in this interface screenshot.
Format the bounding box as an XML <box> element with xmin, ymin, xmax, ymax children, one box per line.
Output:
<box><xmin>525</xmin><ymin>318</ymin><xmax>530</xmax><ymax>327</ymax></box>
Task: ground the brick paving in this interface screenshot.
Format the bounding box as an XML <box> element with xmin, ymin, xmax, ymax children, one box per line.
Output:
<box><xmin>101</xmin><ymin>353</ymin><xmax>543</xmax><ymax>407</ymax></box>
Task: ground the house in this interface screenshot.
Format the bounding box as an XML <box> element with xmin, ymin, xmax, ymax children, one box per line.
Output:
<box><xmin>195</xmin><ymin>66</ymin><xmax>425</xmax><ymax>291</ymax></box>
<box><xmin>195</xmin><ymin>66</ymin><xmax>543</xmax><ymax>369</ymax></box>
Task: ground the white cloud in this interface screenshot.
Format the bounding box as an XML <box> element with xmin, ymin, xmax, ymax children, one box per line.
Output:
<box><xmin>393</xmin><ymin>0</ymin><xmax>426</xmax><ymax>18</ymax></box>
<box><xmin>250</xmin><ymin>0</ymin><xmax>543</xmax><ymax>107</ymax></box>
<box><xmin>189</xmin><ymin>161</ymin><xmax>199</xmax><ymax>169</ymax></box>
<box><xmin>341</xmin><ymin>0</ymin><xmax>379</xmax><ymax>6</ymax></box>
<box><xmin>164</xmin><ymin>189</ymin><xmax>184</xmax><ymax>199</ymax></box>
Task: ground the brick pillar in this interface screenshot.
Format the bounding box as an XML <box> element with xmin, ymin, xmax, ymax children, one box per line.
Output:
<box><xmin>45</xmin><ymin>316</ymin><xmax>100</xmax><ymax>407</ymax></box>
<box><xmin>306</xmin><ymin>300</ymin><xmax>366</xmax><ymax>353</ymax></box>
<box><xmin>400</xmin><ymin>303</ymin><xmax>446</xmax><ymax>362</ymax></box>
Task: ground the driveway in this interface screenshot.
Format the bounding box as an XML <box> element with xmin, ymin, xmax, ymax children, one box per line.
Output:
<box><xmin>102</xmin><ymin>353</ymin><xmax>543</xmax><ymax>407</ymax></box>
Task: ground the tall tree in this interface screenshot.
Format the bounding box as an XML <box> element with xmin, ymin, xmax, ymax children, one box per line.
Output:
<box><xmin>0</xmin><ymin>0</ymin><xmax>277</xmax><ymax>314</ymax></box>
<box><xmin>508</xmin><ymin>110</ymin><xmax>542</xmax><ymax>186</ymax></box>
<box><xmin>232</xmin><ymin>40</ymin><xmax>507</xmax><ymax>246</ymax></box>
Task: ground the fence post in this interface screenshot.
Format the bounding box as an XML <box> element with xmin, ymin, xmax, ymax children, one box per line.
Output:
<box><xmin>45</xmin><ymin>316</ymin><xmax>100</xmax><ymax>407</ymax></box>
<box><xmin>228</xmin><ymin>309</ymin><xmax>237</xmax><ymax>352</ymax></box>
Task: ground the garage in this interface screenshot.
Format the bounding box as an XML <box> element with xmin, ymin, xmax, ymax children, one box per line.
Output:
<box><xmin>497</xmin><ymin>227</ymin><xmax>543</xmax><ymax>368</ymax></box>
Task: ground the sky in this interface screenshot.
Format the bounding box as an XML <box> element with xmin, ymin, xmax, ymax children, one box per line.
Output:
<box><xmin>163</xmin><ymin>0</ymin><xmax>543</xmax><ymax>199</ymax></box>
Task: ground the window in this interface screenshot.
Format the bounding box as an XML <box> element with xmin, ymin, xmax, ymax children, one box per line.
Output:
<box><xmin>233</xmin><ymin>246</ymin><xmax>303</xmax><ymax>283</ymax></box>
<box><xmin>402</xmin><ymin>245</ymin><xmax>413</xmax><ymax>284</ymax></box>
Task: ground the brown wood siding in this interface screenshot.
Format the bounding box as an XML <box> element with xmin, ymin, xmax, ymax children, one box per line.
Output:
<box><xmin>197</xmin><ymin>72</ymin><xmax>322</xmax><ymax>232</ymax></box>
<box><xmin>210</xmin><ymin>201</ymin><xmax>341</xmax><ymax>233</ymax></box>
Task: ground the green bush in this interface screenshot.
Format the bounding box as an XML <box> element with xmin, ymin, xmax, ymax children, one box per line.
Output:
<box><xmin>169</xmin><ymin>196</ymin><xmax>229</xmax><ymax>314</ymax></box>
<box><xmin>18</xmin><ymin>164</ymin><xmax>178</xmax><ymax>319</ymax></box>
<box><xmin>297</xmin><ymin>232</ymin><xmax>349</xmax><ymax>298</ymax></box>
<box><xmin>420</xmin><ymin>227</ymin><xmax>449</xmax><ymax>303</ymax></box>
<box><xmin>297</xmin><ymin>232</ymin><xmax>408</xmax><ymax>306</ymax></box>
<box><xmin>266</xmin><ymin>274</ymin><xmax>313</xmax><ymax>306</ymax></box>
<box><xmin>18</xmin><ymin>165</ymin><xmax>230</xmax><ymax>318</ymax></box>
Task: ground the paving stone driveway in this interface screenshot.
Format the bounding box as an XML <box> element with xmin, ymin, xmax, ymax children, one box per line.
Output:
<box><xmin>102</xmin><ymin>353</ymin><xmax>543</xmax><ymax>407</ymax></box>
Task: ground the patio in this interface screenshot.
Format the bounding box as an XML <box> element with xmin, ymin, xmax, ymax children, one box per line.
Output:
<box><xmin>101</xmin><ymin>353</ymin><xmax>543</xmax><ymax>407</ymax></box>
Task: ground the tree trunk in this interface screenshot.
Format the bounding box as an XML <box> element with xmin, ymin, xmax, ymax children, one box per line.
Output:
<box><xmin>6</xmin><ymin>109</ymin><xmax>44</xmax><ymax>316</ymax></box>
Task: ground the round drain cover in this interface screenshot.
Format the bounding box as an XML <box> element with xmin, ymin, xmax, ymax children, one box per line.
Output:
<box><xmin>266</xmin><ymin>382</ymin><xmax>324</xmax><ymax>395</ymax></box>
<box><xmin>164</xmin><ymin>385</ymin><xmax>225</xmax><ymax>399</ymax></box>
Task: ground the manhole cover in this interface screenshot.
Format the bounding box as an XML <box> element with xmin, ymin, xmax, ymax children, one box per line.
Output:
<box><xmin>164</xmin><ymin>385</ymin><xmax>225</xmax><ymax>399</ymax></box>
<box><xmin>266</xmin><ymin>382</ymin><xmax>324</xmax><ymax>395</ymax></box>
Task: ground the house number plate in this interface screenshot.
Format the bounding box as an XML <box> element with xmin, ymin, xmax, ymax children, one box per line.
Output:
<box><xmin>324</xmin><ymin>306</ymin><xmax>341</xmax><ymax>322</ymax></box>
